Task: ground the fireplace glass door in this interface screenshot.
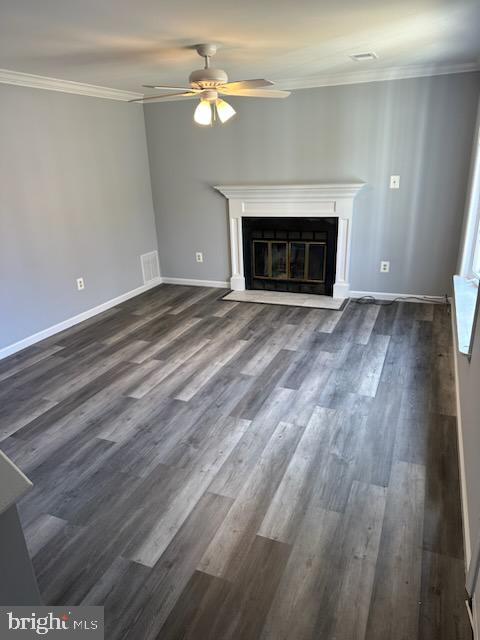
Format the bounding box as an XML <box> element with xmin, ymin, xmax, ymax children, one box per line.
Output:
<box><xmin>253</xmin><ymin>240</ymin><xmax>326</xmax><ymax>283</ymax></box>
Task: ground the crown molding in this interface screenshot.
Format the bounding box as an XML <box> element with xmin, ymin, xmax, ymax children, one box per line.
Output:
<box><xmin>0</xmin><ymin>68</ymin><xmax>143</xmax><ymax>101</ymax></box>
<box><xmin>275</xmin><ymin>61</ymin><xmax>480</xmax><ymax>91</ymax></box>
<box><xmin>0</xmin><ymin>60</ymin><xmax>477</xmax><ymax>102</ymax></box>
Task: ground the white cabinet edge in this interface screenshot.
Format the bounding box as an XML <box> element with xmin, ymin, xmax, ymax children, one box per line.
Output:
<box><xmin>0</xmin><ymin>449</ymin><xmax>33</xmax><ymax>516</ymax></box>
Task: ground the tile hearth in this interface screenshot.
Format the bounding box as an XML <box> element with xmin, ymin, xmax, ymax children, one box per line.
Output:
<box><xmin>222</xmin><ymin>290</ymin><xmax>347</xmax><ymax>310</ymax></box>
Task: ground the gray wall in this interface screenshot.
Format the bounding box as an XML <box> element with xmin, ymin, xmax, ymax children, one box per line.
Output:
<box><xmin>0</xmin><ymin>84</ymin><xmax>157</xmax><ymax>349</ymax></box>
<box><xmin>145</xmin><ymin>72</ymin><xmax>480</xmax><ymax>295</ymax></box>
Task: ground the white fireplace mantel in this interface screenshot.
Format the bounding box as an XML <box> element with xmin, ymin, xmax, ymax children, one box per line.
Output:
<box><xmin>214</xmin><ymin>183</ymin><xmax>365</xmax><ymax>299</ymax></box>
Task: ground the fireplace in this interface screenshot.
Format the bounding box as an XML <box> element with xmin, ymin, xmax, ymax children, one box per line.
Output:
<box><xmin>242</xmin><ymin>217</ymin><xmax>338</xmax><ymax>295</ymax></box>
<box><xmin>214</xmin><ymin>183</ymin><xmax>365</xmax><ymax>299</ymax></box>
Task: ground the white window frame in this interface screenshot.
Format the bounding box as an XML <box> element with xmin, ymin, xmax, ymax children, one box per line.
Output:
<box><xmin>459</xmin><ymin>101</ymin><xmax>480</xmax><ymax>281</ymax></box>
<box><xmin>471</xmin><ymin>199</ymin><xmax>480</xmax><ymax>279</ymax></box>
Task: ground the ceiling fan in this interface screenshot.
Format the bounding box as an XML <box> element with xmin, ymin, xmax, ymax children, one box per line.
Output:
<box><xmin>130</xmin><ymin>43</ymin><xmax>290</xmax><ymax>125</ymax></box>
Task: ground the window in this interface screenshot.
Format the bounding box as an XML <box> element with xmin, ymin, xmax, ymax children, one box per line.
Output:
<box><xmin>460</xmin><ymin>107</ymin><xmax>480</xmax><ymax>280</ymax></box>
<box><xmin>472</xmin><ymin>206</ymin><xmax>480</xmax><ymax>278</ymax></box>
<box><xmin>455</xmin><ymin>102</ymin><xmax>480</xmax><ymax>356</ymax></box>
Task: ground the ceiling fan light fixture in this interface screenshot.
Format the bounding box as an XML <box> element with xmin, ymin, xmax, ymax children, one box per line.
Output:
<box><xmin>132</xmin><ymin>44</ymin><xmax>291</xmax><ymax>124</ymax></box>
<box><xmin>194</xmin><ymin>99</ymin><xmax>212</xmax><ymax>126</ymax></box>
<box><xmin>216</xmin><ymin>98</ymin><xmax>236</xmax><ymax>124</ymax></box>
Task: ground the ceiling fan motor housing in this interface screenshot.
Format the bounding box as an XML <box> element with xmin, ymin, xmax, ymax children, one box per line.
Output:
<box><xmin>189</xmin><ymin>67</ymin><xmax>228</xmax><ymax>88</ymax></box>
<box><xmin>200</xmin><ymin>89</ymin><xmax>218</xmax><ymax>102</ymax></box>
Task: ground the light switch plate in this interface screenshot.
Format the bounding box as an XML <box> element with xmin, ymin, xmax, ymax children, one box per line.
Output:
<box><xmin>390</xmin><ymin>175</ymin><xmax>400</xmax><ymax>189</ymax></box>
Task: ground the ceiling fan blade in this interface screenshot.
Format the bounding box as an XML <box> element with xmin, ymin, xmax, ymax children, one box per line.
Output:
<box><xmin>129</xmin><ymin>92</ymin><xmax>199</xmax><ymax>103</ymax></box>
<box><xmin>219</xmin><ymin>88</ymin><xmax>291</xmax><ymax>98</ymax></box>
<box><xmin>142</xmin><ymin>84</ymin><xmax>201</xmax><ymax>92</ymax></box>
<box><xmin>220</xmin><ymin>79</ymin><xmax>274</xmax><ymax>92</ymax></box>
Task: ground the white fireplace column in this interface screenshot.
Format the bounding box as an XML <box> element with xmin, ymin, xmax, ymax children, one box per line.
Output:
<box><xmin>214</xmin><ymin>183</ymin><xmax>365</xmax><ymax>299</ymax></box>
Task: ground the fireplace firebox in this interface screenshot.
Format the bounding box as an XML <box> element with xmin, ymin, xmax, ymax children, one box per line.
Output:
<box><xmin>242</xmin><ymin>217</ymin><xmax>338</xmax><ymax>295</ymax></box>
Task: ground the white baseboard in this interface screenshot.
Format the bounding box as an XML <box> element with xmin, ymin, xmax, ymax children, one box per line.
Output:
<box><xmin>160</xmin><ymin>282</ymin><xmax>447</xmax><ymax>301</ymax></box>
<box><xmin>474</xmin><ymin>599</ymin><xmax>479</xmax><ymax>640</ymax></box>
<box><xmin>0</xmin><ymin>278</ymin><xmax>162</xmax><ymax>361</ymax></box>
<box><xmin>0</xmin><ymin>281</ymin><xmax>449</xmax><ymax>361</ymax></box>
<box><xmin>161</xmin><ymin>277</ymin><xmax>229</xmax><ymax>288</ymax></box>
<box><xmin>350</xmin><ymin>290</ymin><xmax>449</xmax><ymax>303</ymax></box>
<box><xmin>451</xmin><ymin>301</ymin><xmax>472</xmax><ymax>568</ymax></box>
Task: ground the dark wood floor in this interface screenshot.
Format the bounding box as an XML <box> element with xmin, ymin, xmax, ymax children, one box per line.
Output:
<box><xmin>0</xmin><ymin>284</ymin><xmax>470</xmax><ymax>640</ymax></box>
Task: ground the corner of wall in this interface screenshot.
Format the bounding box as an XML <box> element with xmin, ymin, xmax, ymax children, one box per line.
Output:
<box><xmin>141</xmin><ymin>103</ymin><xmax>162</xmax><ymax>277</ymax></box>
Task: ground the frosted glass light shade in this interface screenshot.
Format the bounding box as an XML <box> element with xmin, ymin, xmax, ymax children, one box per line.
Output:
<box><xmin>194</xmin><ymin>100</ymin><xmax>212</xmax><ymax>126</ymax></box>
<box><xmin>216</xmin><ymin>99</ymin><xmax>236</xmax><ymax>123</ymax></box>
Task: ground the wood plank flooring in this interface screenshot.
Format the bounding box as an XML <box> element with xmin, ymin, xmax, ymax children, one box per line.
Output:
<box><xmin>0</xmin><ymin>284</ymin><xmax>470</xmax><ymax>640</ymax></box>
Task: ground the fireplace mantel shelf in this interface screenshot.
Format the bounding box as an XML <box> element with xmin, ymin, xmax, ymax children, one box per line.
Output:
<box><xmin>214</xmin><ymin>183</ymin><xmax>365</xmax><ymax>201</ymax></box>
<box><xmin>214</xmin><ymin>182</ymin><xmax>365</xmax><ymax>299</ymax></box>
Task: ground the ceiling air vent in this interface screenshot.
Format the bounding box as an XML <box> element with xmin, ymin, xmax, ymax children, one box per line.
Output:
<box><xmin>141</xmin><ymin>250</ymin><xmax>160</xmax><ymax>284</ymax></box>
<box><xmin>350</xmin><ymin>52</ymin><xmax>378</xmax><ymax>62</ymax></box>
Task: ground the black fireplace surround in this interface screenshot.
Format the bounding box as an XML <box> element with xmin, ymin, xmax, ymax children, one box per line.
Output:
<box><xmin>242</xmin><ymin>217</ymin><xmax>338</xmax><ymax>296</ymax></box>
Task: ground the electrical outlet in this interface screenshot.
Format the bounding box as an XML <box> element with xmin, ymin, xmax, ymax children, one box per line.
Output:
<box><xmin>195</xmin><ymin>252</ymin><xmax>204</xmax><ymax>263</ymax></box>
<box><xmin>380</xmin><ymin>261</ymin><xmax>390</xmax><ymax>273</ymax></box>
<box><xmin>390</xmin><ymin>175</ymin><xmax>400</xmax><ymax>189</ymax></box>
<box><xmin>76</xmin><ymin>277</ymin><xmax>85</xmax><ymax>290</ymax></box>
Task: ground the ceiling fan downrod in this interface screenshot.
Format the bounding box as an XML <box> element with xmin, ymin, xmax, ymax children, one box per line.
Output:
<box><xmin>195</xmin><ymin>43</ymin><xmax>217</xmax><ymax>65</ymax></box>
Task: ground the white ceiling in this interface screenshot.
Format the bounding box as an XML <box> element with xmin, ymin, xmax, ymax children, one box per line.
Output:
<box><xmin>1</xmin><ymin>0</ymin><xmax>479</xmax><ymax>94</ymax></box>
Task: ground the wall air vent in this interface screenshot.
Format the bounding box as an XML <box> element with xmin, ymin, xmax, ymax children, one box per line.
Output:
<box><xmin>141</xmin><ymin>250</ymin><xmax>160</xmax><ymax>284</ymax></box>
<box><xmin>350</xmin><ymin>52</ymin><xmax>378</xmax><ymax>62</ymax></box>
